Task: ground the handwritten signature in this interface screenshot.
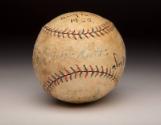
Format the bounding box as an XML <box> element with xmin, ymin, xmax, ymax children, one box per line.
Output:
<box><xmin>43</xmin><ymin>47</ymin><xmax>109</xmax><ymax>60</ymax></box>
<box><xmin>112</xmin><ymin>53</ymin><xmax>125</xmax><ymax>69</ymax></box>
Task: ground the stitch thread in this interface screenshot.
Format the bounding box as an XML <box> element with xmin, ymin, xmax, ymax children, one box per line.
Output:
<box><xmin>43</xmin><ymin>65</ymin><xmax>118</xmax><ymax>91</ymax></box>
<box><xmin>42</xmin><ymin>22</ymin><xmax>114</xmax><ymax>40</ymax></box>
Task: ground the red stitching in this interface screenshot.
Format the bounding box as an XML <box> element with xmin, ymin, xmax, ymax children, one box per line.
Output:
<box><xmin>43</xmin><ymin>22</ymin><xmax>114</xmax><ymax>40</ymax></box>
<box><xmin>45</xmin><ymin>65</ymin><xmax>119</xmax><ymax>91</ymax></box>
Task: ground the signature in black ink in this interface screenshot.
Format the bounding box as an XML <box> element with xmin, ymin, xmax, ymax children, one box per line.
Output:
<box><xmin>112</xmin><ymin>53</ymin><xmax>125</xmax><ymax>69</ymax></box>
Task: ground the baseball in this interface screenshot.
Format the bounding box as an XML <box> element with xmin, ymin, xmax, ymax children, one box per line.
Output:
<box><xmin>33</xmin><ymin>11</ymin><xmax>126</xmax><ymax>103</ymax></box>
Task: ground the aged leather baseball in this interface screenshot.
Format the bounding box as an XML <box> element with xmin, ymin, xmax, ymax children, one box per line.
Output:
<box><xmin>33</xmin><ymin>11</ymin><xmax>126</xmax><ymax>103</ymax></box>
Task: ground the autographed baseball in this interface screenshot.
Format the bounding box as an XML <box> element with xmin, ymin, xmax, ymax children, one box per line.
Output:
<box><xmin>33</xmin><ymin>11</ymin><xmax>126</xmax><ymax>103</ymax></box>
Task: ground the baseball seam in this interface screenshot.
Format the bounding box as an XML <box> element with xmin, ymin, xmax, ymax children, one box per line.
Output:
<box><xmin>43</xmin><ymin>65</ymin><xmax>118</xmax><ymax>91</ymax></box>
<box><xmin>42</xmin><ymin>22</ymin><xmax>114</xmax><ymax>40</ymax></box>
